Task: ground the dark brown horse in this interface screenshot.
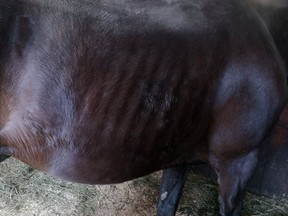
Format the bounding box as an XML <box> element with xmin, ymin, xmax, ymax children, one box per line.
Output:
<box><xmin>0</xmin><ymin>1</ymin><xmax>287</xmax><ymax>215</ymax></box>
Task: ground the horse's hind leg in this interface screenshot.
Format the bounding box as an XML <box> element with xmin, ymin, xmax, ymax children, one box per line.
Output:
<box><xmin>210</xmin><ymin>149</ymin><xmax>258</xmax><ymax>216</ymax></box>
<box><xmin>156</xmin><ymin>164</ymin><xmax>188</xmax><ymax>216</ymax></box>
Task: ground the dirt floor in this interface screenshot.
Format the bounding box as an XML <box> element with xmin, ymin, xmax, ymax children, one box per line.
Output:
<box><xmin>0</xmin><ymin>158</ymin><xmax>288</xmax><ymax>216</ymax></box>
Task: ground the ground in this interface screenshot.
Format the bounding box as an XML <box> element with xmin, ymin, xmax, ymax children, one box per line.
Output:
<box><xmin>0</xmin><ymin>158</ymin><xmax>287</xmax><ymax>216</ymax></box>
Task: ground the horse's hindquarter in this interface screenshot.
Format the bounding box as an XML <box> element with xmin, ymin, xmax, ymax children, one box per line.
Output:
<box><xmin>208</xmin><ymin>4</ymin><xmax>288</xmax><ymax>159</ymax></box>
